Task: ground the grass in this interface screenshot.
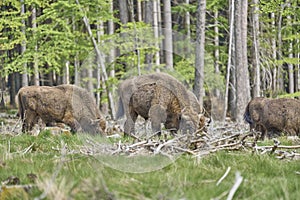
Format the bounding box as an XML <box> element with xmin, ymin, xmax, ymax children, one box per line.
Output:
<box><xmin>0</xmin><ymin>132</ymin><xmax>299</xmax><ymax>200</ymax></box>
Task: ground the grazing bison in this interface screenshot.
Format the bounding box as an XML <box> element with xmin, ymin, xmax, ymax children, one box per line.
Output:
<box><xmin>116</xmin><ymin>72</ymin><xmax>205</xmax><ymax>136</ymax></box>
<box><xmin>244</xmin><ymin>97</ymin><xmax>300</xmax><ymax>138</ymax></box>
<box><xmin>17</xmin><ymin>84</ymin><xmax>106</xmax><ymax>135</ymax></box>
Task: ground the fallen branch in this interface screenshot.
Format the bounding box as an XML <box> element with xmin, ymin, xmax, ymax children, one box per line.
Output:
<box><xmin>227</xmin><ymin>171</ymin><xmax>243</xmax><ymax>200</ymax></box>
<box><xmin>216</xmin><ymin>167</ymin><xmax>231</xmax><ymax>186</ymax></box>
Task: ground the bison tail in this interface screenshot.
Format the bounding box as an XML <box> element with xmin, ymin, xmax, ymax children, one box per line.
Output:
<box><xmin>243</xmin><ymin>103</ymin><xmax>253</xmax><ymax>124</ymax></box>
<box><xmin>115</xmin><ymin>97</ymin><xmax>124</xmax><ymax>120</ymax></box>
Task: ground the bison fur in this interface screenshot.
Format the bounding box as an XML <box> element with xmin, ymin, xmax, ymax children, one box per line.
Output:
<box><xmin>17</xmin><ymin>84</ymin><xmax>106</xmax><ymax>135</ymax></box>
<box><xmin>244</xmin><ymin>97</ymin><xmax>300</xmax><ymax>138</ymax></box>
<box><xmin>116</xmin><ymin>73</ymin><xmax>205</xmax><ymax>136</ymax></box>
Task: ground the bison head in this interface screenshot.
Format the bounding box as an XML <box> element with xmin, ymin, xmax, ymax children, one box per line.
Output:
<box><xmin>179</xmin><ymin>108</ymin><xmax>199</xmax><ymax>134</ymax></box>
<box><xmin>79</xmin><ymin>117</ymin><xmax>106</xmax><ymax>135</ymax></box>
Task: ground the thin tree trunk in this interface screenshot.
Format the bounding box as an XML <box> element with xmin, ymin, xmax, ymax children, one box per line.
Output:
<box><xmin>287</xmin><ymin>1</ymin><xmax>294</xmax><ymax>93</ymax></box>
<box><xmin>163</xmin><ymin>0</ymin><xmax>173</xmax><ymax>69</ymax></box>
<box><xmin>157</xmin><ymin>0</ymin><xmax>163</xmax><ymax>60</ymax></box>
<box><xmin>277</xmin><ymin>4</ymin><xmax>285</xmax><ymax>91</ymax></box>
<box><xmin>96</xmin><ymin>20</ymin><xmax>104</xmax><ymax>106</ymax></box>
<box><xmin>64</xmin><ymin>61</ymin><xmax>70</xmax><ymax>84</ymax></box>
<box><xmin>186</xmin><ymin>0</ymin><xmax>191</xmax><ymax>41</ymax></box>
<box><xmin>223</xmin><ymin>0</ymin><xmax>235</xmax><ymax>122</ymax></box>
<box><xmin>297</xmin><ymin>34</ymin><xmax>300</xmax><ymax>91</ymax></box>
<box><xmin>21</xmin><ymin>0</ymin><xmax>28</xmax><ymax>86</ymax></box>
<box><xmin>32</xmin><ymin>5</ymin><xmax>39</xmax><ymax>86</ymax></box>
<box><xmin>271</xmin><ymin>12</ymin><xmax>277</xmax><ymax>92</ymax></box>
<box><xmin>119</xmin><ymin>0</ymin><xmax>128</xmax><ymax>24</ymax></box>
<box><xmin>214</xmin><ymin>9</ymin><xmax>220</xmax><ymax>97</ymax></box>
<box><xmin>137</xmin><ymin>0</ymin><xmax>142</xmax><ymax>22</ymax></box>
<box><xmin>251</xmin><ymin>0</ymin><xmax>260</xmax><ymax>97</ymax></box>
<box><xmin>76</xmin><ymin>0</ymin><xmax>115</xmax><ymax>118</ymax></box>
<box><xmin>193</xmin><ymin>0</ymin><xmax>206</xmax><ymax>105</ymax></box>
<box><xmin>153</xmin><ymin>0</ymin><xmax>160</xmax><ymax>66</ymax></box>
<box><xmin>144</xmin><ymin>0</ymin><xmax>153</xmax><ymax>70</ymax></box>
<box><xmin>234</xmin><ymin>0</ymin><xmax>251</xmax><ymax>122</ymax></box>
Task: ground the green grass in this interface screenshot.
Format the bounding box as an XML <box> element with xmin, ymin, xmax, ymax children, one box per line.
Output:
<box><xmin>0</xmin><ymin>132</ymin><xmax>299</xmax><ymax>199</ymax></box>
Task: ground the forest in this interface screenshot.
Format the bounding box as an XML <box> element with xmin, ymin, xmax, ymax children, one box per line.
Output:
<box><xmin>1</xmin><ymin>1</ymin><xmax>300</xmax><ymax>199</ymax></box>
<box><xmin>0</xmin><ymin>0</ymin><xmax>299</xmax><ymax>122</ymax></box>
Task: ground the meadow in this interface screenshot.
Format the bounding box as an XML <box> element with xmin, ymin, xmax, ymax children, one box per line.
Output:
<box><xmin>0</xmin><ymin>128</ymin><xmax>299</xmax><ymax>200</ymax></box>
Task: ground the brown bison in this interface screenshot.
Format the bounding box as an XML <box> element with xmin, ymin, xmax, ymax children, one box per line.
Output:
<box><xmin>17</xmin><ymin>84</ymin><xmax>106</xmax><ymax>135</ymax></box>
<box><xmin>116</xmin><ymin>72</ymin><xmax>205</xmax><ymax>136</ymax></box>
<box><xmin>244</xmin><ymin>97</ymin><xmax>300</xmax><ymax>138</ymax></box>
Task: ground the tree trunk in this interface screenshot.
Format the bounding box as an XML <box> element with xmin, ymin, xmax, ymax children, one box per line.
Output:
<box><xmin>223</xmin><ymin>0</ymin><xmax>235</xmax><ymax>121</ymax></box>
<box><xmin>193</xmin><ymin>0</ymin><xmax>206</xmax><ymax>105</ymax></box>
<box><xmin>63</xmin><ymin>61</ymin><xmax>70</xmax><ymax>85</ymax></box>
<box><xmin>76</xmin><ymin>0</ymin><xmax>115</xmax><ymax>118</ymax></box>
<box><xmin>153</xmin><ymin>0</ymin><xmax>160</xmax><ymax>66</ymax></box>
<box><xmin>251</xmin><ymin>0</ymin><xmax>260</xmax><ymax>97</ymax></box>
<box><xmin>119</xmin><ymin>0</ymin><xmax>128</xmax><ymax>24</ymax></box>
<box><xmin>185</xmin><ymin>0</ymin><xmax>191</xmax><ymax>41</ymax></box>
<box><xmin>32</xmin><ymin>5</ymin><xmax>39</xmax><ymax>86</ymax></box>
<box><xmin>137</xmin><ymin>0</ymin><xmax>142</xmax><ymax>22</ymax></box>
<box><xmin>144</xmin><ymin>0</ymin><xmax>153</xmax><ymax>70</ymax></box>
<box><xmin>271</xmin><ymin>12</ymin><xmax>277</xmax><ymax>93</ymax></box>
<box><xmin>287</xmin><ymin>2</ymin><xmax>294</xmax><ymax>93</ymax></box>
<box><xmin>163</xmin><ymin>0</ymin><xmax>173</xmax><ymax>69</ymax></box>
<box><xmin>21</xmin><ymin>0</ymin><xmax>28</xmax><ymax>86</ymax></box>
<box><xmin>234</xmin><ymin>0</ymin><xmax>251</xmax><ymax>122</ymax></box>
<box><xmin>277</xmin><ymin>4</ymin><xmax>284</xmax><ymax>91</ymax></box>
<box><xmin>214</xmin><ymin>9</ymin><xmax>220</xmax><ymax>97</ymax></box>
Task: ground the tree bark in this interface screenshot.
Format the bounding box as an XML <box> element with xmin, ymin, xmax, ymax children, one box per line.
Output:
<box><xmin>193</xmin><ymin>0</ymin><xmax>206</xmax><ymax>105</ymax></box>
<box><xmin>21</xmin><ymin>0</ymin><xmax>28</xmax><ymax>86</ymax></box>
<box><xmin>224</xmin><ymin>0</ymin><xmax>235</xmax><ymax>121</ymax></box>
<box><xmin>119</xmin><ymin>0</ymin><xmax>128</xmax><ymax>24</ymax></box>
<box><xmin>32</xmin><ymin>5</ymin><xmax>39</xmax><ymax>86</ymax></box>
<box><xmin>153</xmin><ymin>0</ymin><xmax>160</xmax><ymax>66</ymax></box>
<box><xmin>163</xmin><ymin>0</ymin><xmax>173</xmax><ymax>69</ymax></box>
<box><xmin>214</xmin><ymin>9</ymin><xmax>220</xmax><ymax>97</ymax></box>
<box><xmin>234</xmin><ymin>0</ymin><xmax>251</xmax><ymax>122</ymax></box>
<box><xmin>251</xmin><ymin>0</ymin><xmax>260</xmax><ymax>97</ymax></box>
<box><xmin>287</xmin><ymin>1</ymin><xmax>294</xmax><ymax>93</ymax></box>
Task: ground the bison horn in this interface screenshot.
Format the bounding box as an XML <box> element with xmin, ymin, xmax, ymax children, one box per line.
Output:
<box><xmin>91</xmin><ymin>119</ymin><xmax>101</xmax><ymax>124</ymax></box>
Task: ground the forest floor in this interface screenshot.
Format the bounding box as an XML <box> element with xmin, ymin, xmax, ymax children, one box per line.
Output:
<box><xmin>0</xmin><ymin>109</ymin><xmax>300</xmax><ymax>199</ymax></box>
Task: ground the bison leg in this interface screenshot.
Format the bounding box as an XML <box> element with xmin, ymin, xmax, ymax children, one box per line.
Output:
<box><xmin>149</xmin><ymin>105</ymin><xmax>167</xmax><ymax>135</ymax></box>
<box><xmin>124</xmin><ymin>108</ymin><xmax>138</xmax><ymax>136</ymax></box>
<box><xmin>164</xmin><ymin>113</ymin><xmax>180</xmax><ymax>134</ymax></box>
<box><xmin>22</xmin><ymin>110</ymin><xmax>39</xmax><ymax>133</ymax></box>
<box><xmin>62</xmin><ymin>113</ymin><xmax>83</xmax><ymax>133</ymax></box>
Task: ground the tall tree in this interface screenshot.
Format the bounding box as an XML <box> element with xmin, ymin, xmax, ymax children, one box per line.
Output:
<box><xmin>119</xmin><ymin>0</ymin><xmax>129</xmax><ymax>24</ymax></box>
<box><xmin>234</xmin><ymin>0</ymin><xmax>251</xmax><ymax>122</ymax></box>
<box><xmin>153</xmin><ymin>0</ymin><xmax>160</xmax><ymax>66</ymax></box>
<box><xmin>31</xmin><ymin>4</ymin><xmax>39</xmax><ymax>86</ymax></box>
<box><xmin>193</xmin><ymin>0</ymin><xmax>206</xmax><ymax>105</ymax></box>
<box><xmin>163</xmin><ymin>0</ymin><xmax>173</xmax><ymax>69</ymax></box>
<box><xmin>251</xmin><ymin>0</ymin><xmax>260</xmax><ymax>97</ymax></box>
<box><xmin>20</xmin><ymin>0</ymin><xmax>28</xmax><ymax>86</ymax></box>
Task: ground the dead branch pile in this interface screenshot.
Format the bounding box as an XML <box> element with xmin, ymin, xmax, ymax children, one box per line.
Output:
<box><xmin>79</xmin><ymin>122</ymin><xmax>300</xmax><ymax>161</ymax></box>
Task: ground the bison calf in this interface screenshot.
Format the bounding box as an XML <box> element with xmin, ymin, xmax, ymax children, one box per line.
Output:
<box><xmin>17</xmin><ymin>84</ymin><xmax>106</xmax><ymax>135</ymax></box>
<box><xmin>244</xmin><ymin>97</ymin><xmax>300</xmax><ymax>138</ymax></box>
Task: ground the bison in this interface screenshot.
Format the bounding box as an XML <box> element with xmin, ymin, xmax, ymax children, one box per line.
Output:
<box><xmin>116</xmin><ymin>72</ymin><xmax>205</xmax><ymax>136</ymax></box>
<box><xmin>244</xmin><ymin>97</ymin><xmax>300</xmax><ymax>138</ymax></box>
<box><xmin>17</xmin><ymin>84</ymin><xmax>106</xmax><ymax>135</ymax></box>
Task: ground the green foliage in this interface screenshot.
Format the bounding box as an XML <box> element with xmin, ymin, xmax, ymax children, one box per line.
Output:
<box><xmin>174</xmin><ymin>54</ymin><xmax>225</xmax><ymax>93</ymax></box>
<box><xmin>0</xmin><ymin>0</ymin><xmax>114</xmax><ymax>77</ymax></box>
<box><xmin>278</xmin><ymin>91</ymin><xmax>300</xmax><ymax>98</ymax></box>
